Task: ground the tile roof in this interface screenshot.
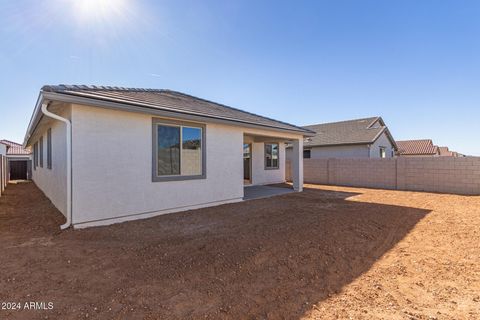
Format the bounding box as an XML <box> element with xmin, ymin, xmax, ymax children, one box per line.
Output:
<box><xmin>0</xmin><ymin>140</ymin><xmax>31</xmax><ymax>155</ymax></box>
<box><xmin>302</xmin><ymin>117</ymin><xmax>394</xmax><ymax>147</ymax></box>
<box><xmin>396</xmin><ymin>139</ymin><xmax>438</xmax><ymax>155</ymax></box>
<box><xmin>41</xmin><ymin>85</ymin><xmax>313</xmax><ymax>134</ymax></box>
<box><xmin>438</xmin><ymin>146</ymin><xmax>454</xmax><ymax>157</ymax></box>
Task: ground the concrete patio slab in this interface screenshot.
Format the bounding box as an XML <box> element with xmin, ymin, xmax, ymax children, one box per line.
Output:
<box><xmin>243</xmin><ymin>185</ymin><xmax>294</xmax><ymax>200</ymax></box>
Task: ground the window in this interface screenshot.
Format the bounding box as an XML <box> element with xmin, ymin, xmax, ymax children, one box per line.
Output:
<box><xmin>303</xmin><ymin>149</ymin><xmax>311</xmax><ymax>159</ymax></box>
<box><xmin>265</xmin><ymin>143</ymin><xmax>279</xmax><ymax>169</ymax></box>
<box><xmin>33</xmin><ymin>142</ymin><xmax>38</xmax><ymax>170</ymax></box>
<box><xmin>47</xmin><ymin>128</ymin><xmax>52</xmax><ymax>169</ymax></box>
<box><xmin>379</xmin><ymin>147</ymin><xmax>386</xmax><ymax>158</ymax></box>
<box><xmin>39</xmin><ymin>136</ymin><xmax>44</xmax><ymax>167</ymax></box>
<box><xmin>152</xmin><ymin>118</ymin><xmax>205</xmax><ymax>181</ymax></box>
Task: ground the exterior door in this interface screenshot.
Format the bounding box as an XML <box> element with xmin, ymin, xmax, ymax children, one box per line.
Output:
<box><xmin>9</xmin><ymin>160</ymin><xmax>28</xmax><ymax>180</ymax></box>
<box><xmin>243</xmin><ymin>143</ymin><xmax>252</xmax><ymax>184</ymax></box>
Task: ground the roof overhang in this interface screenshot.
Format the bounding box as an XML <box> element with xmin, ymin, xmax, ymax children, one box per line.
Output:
<box><xmin>24</xmin><ymin>91</ymin><xmax>314</xmax><ymax>146</ymax></box>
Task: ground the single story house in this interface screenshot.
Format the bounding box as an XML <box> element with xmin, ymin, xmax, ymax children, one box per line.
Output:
<box><xmin>0</xmin><ymin>139</ymin><xmax>32</xmax><ymax>180</ymax></box>
<box><xmin>287</xmin><ymin>117</ymin><xmax>397</xmax><ymax>159</ymax></box>
<box><xmin>24</xmin><ymin>85</ymin><xmax>313</xmax><ymax>229</ymax></box>
<box><xmin>438</xmin><ymin>146</ymin><xmax>464</xmax><ymax>157</ymax></box>
<box><xmin>396</xmin><ymin>139</ymin><xmax>440</xmax><ymax>157</ymax></box>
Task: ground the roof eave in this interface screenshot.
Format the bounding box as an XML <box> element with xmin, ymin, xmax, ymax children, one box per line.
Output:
<box><xmin>25</xmin><ymin>91</ymin><xmax>313</xmax><ymax>144</ymax></box>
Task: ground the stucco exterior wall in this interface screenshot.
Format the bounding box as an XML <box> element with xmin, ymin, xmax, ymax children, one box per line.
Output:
<box><xmin>31</xmin><ymin>106</ymin><xmax>71</xmax><ymax>217</ymax></box>
<box><xmin>310</xmin><ymin>144</ymin><xmax>370</xmax><ymax>159</ymax></box>
<box><xmin>71</xmin><ymin>104</ymin><xmax>244</xmax><ymax>226</ymax></box>
<box><xmin>369</xmin><ymin>131</ymin><xmax>395</xmax><ymax>158</ymax></box>
<box><xmin>286</xmin><ymin>144</ymin><xmax>369</xmax><ymax>160</ymax></box>
<box><xmin>69</xmin><ymin>105</ymin><xmax>304</xmax><ymax>227</ymax></box>
<box><xmin>249</xmin><ymin>141</ymin><xmax>286</xmax><ymax>186</ymax></box>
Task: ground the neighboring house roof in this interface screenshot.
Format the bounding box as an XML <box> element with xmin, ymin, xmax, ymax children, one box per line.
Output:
<box><xmin>396</xmin><ymin>139</ymin><xmax>438</xmax><ymax>156</ymax></box>
<box><xmin>438</xmin><ymin>146</ymin><xmax>454</xmax><ymax>157</ymax></box>
<box><xmin>36</xmin><ymin>85</ymin><xmax>313</xmax><ymax>136</ymax></box>
<box><xmin>301</xmin><ymin>117</ymin><xmax>397</xmax><ymax>149</ymax></box>
<box><xmin>0</xmin><ymin>139</ymin><xmax>31</xmax><ymax>155</ymax></box>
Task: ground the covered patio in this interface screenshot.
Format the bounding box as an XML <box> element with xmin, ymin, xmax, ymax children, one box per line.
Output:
<box><xmin>243</xmin><ymin>132</ymin><xmax>304</xmax><ymax>192</ymax></box>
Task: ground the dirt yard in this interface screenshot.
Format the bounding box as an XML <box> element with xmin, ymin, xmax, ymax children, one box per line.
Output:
<box><xmin>0</xmin><ymin>182</ymin><xmax>479</xmax><ymax>320</ymax></box>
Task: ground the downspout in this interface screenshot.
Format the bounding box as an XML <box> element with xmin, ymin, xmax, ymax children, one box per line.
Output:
<box><xmin>41</xmin><ymin>103</ymin><xmax>72</xmax><ymax>230</ymax></box>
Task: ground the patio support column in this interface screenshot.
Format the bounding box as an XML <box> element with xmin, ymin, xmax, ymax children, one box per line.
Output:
<box><xmin>292</xmin><ymin>138</ymin><xmax>303</xmax><ymax>192</ymax></box>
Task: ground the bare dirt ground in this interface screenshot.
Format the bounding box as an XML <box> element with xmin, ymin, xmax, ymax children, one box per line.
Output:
<box><xmin>0</xmin><ymin>182</ymin><xmax>479</xmax><ymax>320</ymax></box>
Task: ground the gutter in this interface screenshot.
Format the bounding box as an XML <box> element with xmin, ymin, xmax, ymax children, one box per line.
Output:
<box><xmin>40</xmin><ymin>102</ymin><xmax>72</xmax><ymax>230</ymax></box>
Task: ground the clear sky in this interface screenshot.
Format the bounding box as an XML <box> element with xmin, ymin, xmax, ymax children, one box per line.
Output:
<box><xmin>1</xmin><ymin>0</ymin><xmax>479</xmax><ymax>155</ymax></box>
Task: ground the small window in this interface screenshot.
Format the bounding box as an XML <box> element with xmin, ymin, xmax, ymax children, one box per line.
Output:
<box><xmin>265</xmin><ymin>143</ymin><xmax>279</xmax><ymax>169</ymax></box>
<box><xmin>39</xmin><ymin>136</ymin><xmax>44</xmax><ymax>167</ymax></box>
<box><xmin>379</xmin><ymin>147</ymin><xmax>386</xmax><ymax>158</ymax></box>
<box><xmin>33</xmin><ymin>142</ymin><xmax>38</xmax><ymax>170</ymax></box>
<box><xmin>303</xmin><ymin>149</ymin><xmax>311</xmax><ymax>159</ymax></box>
<box><xmin>152</xmin><ymin>118</ymin><xmax>205</xmax><ymax>182</ymax></box>
<box><xmin>47</xmin><ymin>128</ymin><xmax>52</xmax><ymax>169</ymax></box>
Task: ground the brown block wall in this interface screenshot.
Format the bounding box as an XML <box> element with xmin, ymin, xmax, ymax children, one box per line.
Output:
<box><xmin>286</xmin><ymin>157</ymin><xmax>480</xmax><ymax>195</ymax></box>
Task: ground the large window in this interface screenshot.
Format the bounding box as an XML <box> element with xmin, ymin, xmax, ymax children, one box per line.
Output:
<box><xmin>265</xmin><ymin>143</ymin><xmax>279</xmax><ymax>169</ymax></box>
<box><xmin>152</xmin><ymin>118</ymin><xmax>205</xmax><ymax>181</ymax></box>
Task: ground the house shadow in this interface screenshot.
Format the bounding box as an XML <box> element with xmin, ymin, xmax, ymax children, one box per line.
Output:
<box><xmin>75</xmin><ymin>184</ymin><xmax>429</xmax><ymax>319</ymax></box>
<box><xmin>1</xmin><ymin>182</ymin><xmax>431</xmax><ymax>319</ymax></box>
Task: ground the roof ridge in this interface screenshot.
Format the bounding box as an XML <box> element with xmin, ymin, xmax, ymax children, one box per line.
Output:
<box><xmin>397</xmin><ymin>139</ymin><xmax>433</xmax><ymax>143</ymax></box>
<box><xmin>303</xmin><ymin>116</ymin><xmax>380</xmax><ymax>128</ymax></box>
<box><xmin>163</xmin><ymin>90</ymin><xmax>314</xmax><ymax>134</ymax></box>
<box><xmin>42</xmin><ymin>84</ymin><xmax>168</xmax><ymax>93</ymax></box>
<box><xmin>41</xmin><ymin>85</ymin><xmax>313</xmax><ymax>134</ymax></box>
<box><xmin>0</xmin><ymin>139</ymin><xmax>22</xmax><ymax>145</ymax></box>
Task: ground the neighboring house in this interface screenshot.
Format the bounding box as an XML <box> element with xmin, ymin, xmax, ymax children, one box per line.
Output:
<box><xmin>24</xmin><ymin>85</ymin><xmax>313</xmax><ymax>229</ymax></box>
<box><xmin>396</xmin><ymin>139</ymin><xmax>440</xmax><ymax>157</ymax></box>
<box><xmin>438</xmin><ymin>146</ymin><xmax>464</xmax><ymax>157</ymax></box>
<box><xmin>0</xmin><ymin>139</ymin><xmax>32</xmax><ymax>180</ymax></box>
<box><xmin>0</xmin><ymin>142</ymin><xmax>6</xmax><ymax>156</ymax></box>
<box><xmin>438</xmin><ymin>146</ymin><xmax>454</xmax><ymax>157</ymax></box>
<box><xmin>287</xmin><ymin>117</ymin><xmax>397</xmax><ymax>159</ymax></box>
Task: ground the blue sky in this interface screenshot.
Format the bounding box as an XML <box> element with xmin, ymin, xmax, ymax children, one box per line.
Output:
<box><xmin>1</xmin><ymin>0</ymin><xmax>479</xmax><ymax>155</ymax></box>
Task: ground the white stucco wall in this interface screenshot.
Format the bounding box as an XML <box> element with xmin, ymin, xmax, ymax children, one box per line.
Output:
<box><xmin>369</xmin><ymin>131</ymin><xmax>395</xmax><ymax>158</ymax></box>
<box><xmin>309</xmin><ymin>144</ymin><xmax>370</xmax><ymax>159</ymax></box>
<box><xmin>31</xmin><ymin>106</ymin><xmax>70</xmax><ymax>217</ymax></box>
<box><xmin>27</xmin><ymin>102</ymin><xmax>304</xmax><ymax>227</ymax></box>
<box><xmin>71</xmin><ymin>104</ymin><xmax>251</xmax><ymax>226</ymax></box>
<box><xmin>249</xmin><ymin>141</ymin><xmax>286</xmax><ymax>185</ymax></box>
<box><xmin>286</xmin><ymin>130</ymin><xmax>396</xmax><ymax>160</ymax></box>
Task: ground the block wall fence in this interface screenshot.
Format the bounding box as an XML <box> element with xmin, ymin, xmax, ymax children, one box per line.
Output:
<box><xmin>286</xmin><ymin>157</ymin><xmax>480</xmax><ymax>195</ymax></box>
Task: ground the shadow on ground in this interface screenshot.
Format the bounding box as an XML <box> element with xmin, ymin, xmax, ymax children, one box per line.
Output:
<box><xmin>0</xmin><ymin>182</ymin><xmax>430</xmax><ymax>320</ymax></box>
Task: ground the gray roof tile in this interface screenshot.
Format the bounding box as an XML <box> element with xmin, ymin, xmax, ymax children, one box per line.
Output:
<box><xmin>42</xmin><ymin>85</ymin><xmax>312</xmax><ymax>134</ymax></box>
<box><xmin>302</xmin><ymin>117</ymin><xmax>394</xmax><ymax>147</ymax></box>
